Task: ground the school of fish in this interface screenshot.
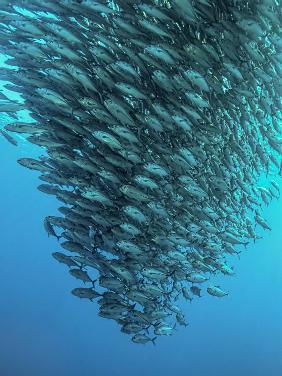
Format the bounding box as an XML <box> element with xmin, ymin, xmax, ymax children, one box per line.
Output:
<box><xmin>0</xmin><ymin>0</ymin><xmax>281</xmax><ymax>345</ymax></box>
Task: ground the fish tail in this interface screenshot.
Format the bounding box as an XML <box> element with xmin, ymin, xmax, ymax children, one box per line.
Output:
<box><xmin>151</xmin><ymin>337</ymin><xmax>157</xmax><ymax>346</ymax></box>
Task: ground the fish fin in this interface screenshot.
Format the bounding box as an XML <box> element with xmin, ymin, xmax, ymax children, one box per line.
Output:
<box><xmin>129</xmin><ymin>303</ymin><xmax>136</xmax><ymax>311</ymax></box>
<box><xmin>151</xmin><ymin>337</ymin><xmax>157</xmax><ymax>346</ymax></box>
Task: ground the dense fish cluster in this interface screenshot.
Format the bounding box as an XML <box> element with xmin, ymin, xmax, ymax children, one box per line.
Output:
<box><xmin>0</xmin><ymin>0</ymin><xmax>281</xmax><ymax>344</ymax></box>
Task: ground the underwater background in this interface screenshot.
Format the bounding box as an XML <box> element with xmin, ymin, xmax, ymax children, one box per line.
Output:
<box><xmin>1</xmin><ymin>1</ymin><xmax>282</xmax><ymax>373</ymax></box>
<box><xmin>1</xmin><ymin>60</ymin><xmax>282</xmax><ymax>376</ymax></box>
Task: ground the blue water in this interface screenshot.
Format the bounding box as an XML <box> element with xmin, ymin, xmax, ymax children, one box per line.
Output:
<box><xmin>1</xmin><ymin>57</ymin><xmax>282</xmax><ymax>375</ymax></box>
<box><xmin>1</xmin><ymin>118</ymin><xmax>282</xmax><ymax>376</ymax></box>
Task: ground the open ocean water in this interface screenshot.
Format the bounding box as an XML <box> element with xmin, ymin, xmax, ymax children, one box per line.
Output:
<box><xmin>1</xmin><ymin>70</ymin><xmax>282</xmax><ymax>376</ymax></box>
<box><xmin>1</xmin><ymin>2</ymin><xmax>282</xmax><ymax>375</ymax></box>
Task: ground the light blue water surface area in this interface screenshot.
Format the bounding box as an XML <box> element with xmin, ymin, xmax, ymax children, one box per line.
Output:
<box><xmin>1</xmin><ymin>74</ymin><xmax>282</xmax><ymax>376</ymax></box>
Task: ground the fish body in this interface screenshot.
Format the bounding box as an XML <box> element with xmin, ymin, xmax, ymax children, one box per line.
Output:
<box><xmin>207</xmin><ymin>286</ymin><xmax>228</xmax><ymax>298</ymax></box>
